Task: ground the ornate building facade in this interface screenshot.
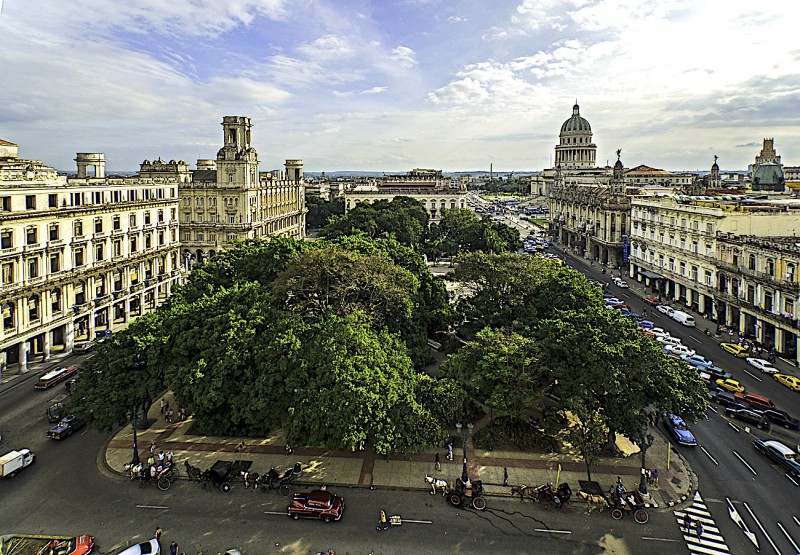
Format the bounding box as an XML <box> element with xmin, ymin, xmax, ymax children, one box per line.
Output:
<box><xmin>1</xmin><ymin>143</ymin><xmax>182</xmax><ymax>374</ymax></box>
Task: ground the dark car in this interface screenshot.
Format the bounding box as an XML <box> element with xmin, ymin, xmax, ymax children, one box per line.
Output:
<box><xmin>724</xmin><ymin>407</ymin><xmax>770</xmax><ymax>430</ymax></box>
<box><xmin>47</xmin><ymin>415</ymin><xmax>86</xmax><ymax>440</ymax></box>
<box><xmin>709</xmin><ymin>389</ymin><xmax>744</xmax><ymax>409</ymax></box>
<box><xmin>705</xmin><ymin>366</ymin><xmax>732</xmax><ymax>381</ymax></box>
<box><xmin>288</xmin><ymin>489</ymin><xmax>344</xmax><ymax>522</ymax></box>
<box><xmin>752</xmin><ymin>440</ymin><xmax>800</xmax><ymax>478</ymax></box>
<box><xmin>763</xmin><ymin>409</ymin><xmax>800</xmax><ymax>430</ymax></box>
<box><xmin>665</xmin><ymin>414</ymin><xmax>697</xmax><ymax>446</ymax></box>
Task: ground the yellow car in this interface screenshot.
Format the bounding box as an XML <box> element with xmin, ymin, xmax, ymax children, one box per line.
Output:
<box><xmin>716</xmin><ymin>378</ymin><xmax>745</xmax><ymax>393</ymax></box>
<box><xmin>775</xmin><ymin>373</ymin><xmax>800</xmax><ymax>392</ymax></box>
<box><xmin>720</xmin><ymin>343</ymin><xmax>749</xmax><ymax>358</ymax></box>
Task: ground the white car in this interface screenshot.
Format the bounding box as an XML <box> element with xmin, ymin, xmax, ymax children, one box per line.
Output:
<box><xmin>656</xmin><ymin>305</ymin><xmax>674</xmax><ymax>316</ymax></box>
<box><xmin>665</xmin><ymin>344</ymin><xmax>695</xmax><ymax>357</ymax></box>
<box><xmin>746</xmin><ymin>358</ymin><xmax>778</xmax><ymax>374</ymax></box>
<box><xmin>612</xmin><ymin>278</ymin><xmax>629</xmax><ymax>288</ymax></box>
<box><xmin>648</xmin><ymin>327</ymin><xmax>668</xmax><ymax>337</ymax></box>
<box><xmin>116</xmin><ymin>539</ymin><xmax>160</xmax><ymax>555</ymax></box>
<box><xmin>656</xmin><ymin>334</ymin><xmax>682</xmax><ymax>345</ymax></box>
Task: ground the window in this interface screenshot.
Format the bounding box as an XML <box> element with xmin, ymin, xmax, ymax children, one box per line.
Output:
<box><xmin>170</xmin><ymin>208</ymin><xmax>176</xmax><ymax>219</ymax></box>
<box><xmin>145</xmin><ymin>233</ymin><xmax>152</xmax><ymax>249</ymax></box>
<box><xmin>28</xmin><ymin>257</ymin><xmax>39</xmax><ymax>278</ymax></box>
<box><xmin>681</xmin><ymin>218</ymin><xmax>687</xmax><ymax>228</ymax></box>
<box><xmin>74</xmin><ymin>247</ymin><xmax>85</xmax><ymax>267</ymax></box>
<box><xmin>0</xmin><ymin>196</ymin><xmax>10</xmax><ymax>211</ymax></box>
<box><xmin>767</xmin><ymin>258</ymin><xmax>775</xmax><ymax>276</ymax></box>
<box><xmin>129</xmin><ymin>214</ymin><xmax>137</xmax><ymax>227</ymax></box>
<box><xmin>130</xmin><ymin>237</ymin><xmax>138</xmax><ymax>252</ymax></box>
<box><xmin>95</xmin><ymin>243</ymin><xmax>104</xmax><ymax>261</ymax></box>
<box><xmin>113</xmin><ymin>270</ymin><xmax>123</xmax><ymax>291</ymax></box>
<box><xmin>144</xmin><ymin>211</ymin><xmax>151</xmax><ymax>225</ymax></box>
<box><xmin>228</xmin><ymin>174</ymin><xmax>234</xmax><ymax>183</ymax></box>
<box><xmin>196</xmin><ymin>232</ymin><xmax>204</xmax><ymax>241</ymax></box>
<box><xmin>1</xmin><ymin>230</ymin><xmax>13</xmax><ymax>249</ymax></box>
<box><xmin>691</xmin><ymin>266</ymin><xmax>698</xmax><ymax>281</ymax></box>
<box><xmin>96</xmin><ymin>278</ymin><xmax>106</xmax><ymax>297</ymax></box>
<box><xmin>49</xmin><ymin>194</ymin><xmax>58</xmax><ymax>208</ymax></box>
<box><xmin>733</xmin><ymin>254</ymin><xmax>739</xmax><ymax>267</ymax></box>
<box><xmin>182</xmin><ymin>231</ymin><xmax>191</xmax><ymax>241</ymax></box>
<box><xmin>75</xmin><ymin>282</ymin><xmax>86</xmax><ymax>305</ymax></box>
<box><xmin>113</xmin><ymin>215</ymin><xmax>121</xmax><ymax>231</ymax></box>
<box><xmin>787</xmin><ymin>264</ymin><xmax>796</xmax><ymax>283</ymax></box>
<box><xmin>51</xmin><ymin>288</ymin><xmax>62</xmax><ymax>312</ymax></box>
<box><xmin>49</xmin><ymin>253</ymin><xmax>60</xmax><ymax>273</ymax></box>
<box><xmin>95</xmin><ymin>218</ymin><xmax>103</xmax><ymax>233</ymax></box>
<box><xmin>28</xmin><ymin>295</ymin><xmax>39</xmax><ymax>321</ymax></box>
<box><xmin>228</xmin><ymin>215</ymin><xmax>235</xmax><ymax>224</ymax></box>
<box><xmin>49</xmin><ymin>224</ymin><xmax>59</xmax><ymax>241</ymax></box>
<box><xmin>765</xmin><ymin>291</ymin><xmax>774</xmax><ymax>312</ymax></box>
<box><xmin>26</xmin><ymin>227</ymin><xmax>38</xmax><ymax>245</ymax></box>
<box><xmin>706</xmin><ymin>223</ymin><xmax>713</xmax><ymax>235</ymax></box>
<box><xmin>73</xmin><ymin>220</ymin><xmax>83</xmax><ymax>237</ymax></box>
<box><xmin>158</xmin><ymin>209</ymin><xmax>164</xmax><ymax>223</ymax></box>
<box><xmin>25</xmin><ymin>195</ymin><xmax>36</xmax><ymax>209</ymax></box>
<box><xmin>749</xmin><ymin>254</ymin><xmax>756</xmax><ymax>270</ymax></box>
<box><xmin>705</xmin><ymin>270</ymin><xmax>712</xmax><ymax>285</ymax></box>
<box><xmin>158</xmin><ymin>231</ymin><xmax>165</xmax><ymax>245</ymax></box>
<box><xmin>679</xmin><ymin>261</ymin><xmax>686</xmax><ymax>275</ymax></box>
<box><xmin>2</xmin><ymin>262</ymin><xmax>14</xmax><ymax>284</ymax></box>
<box><xmin>113</xmin><ymin>239</ymin><xmax>121</xmax><ymax>257</ymax></box>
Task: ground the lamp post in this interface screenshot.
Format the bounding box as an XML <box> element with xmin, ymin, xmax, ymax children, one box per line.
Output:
<box><xmin>455</xmin><ymin>421</ymin><xmax>473</xmax><ymax>482</ymax></box>
<box><xmin>637</xmin><ymin>429</ymin><xmax>655</xmax><ymax>495</ymax></box>
<box><xmin>130</xmin><ymin>404</ymin><xmax>140</xmax><ymax>466</ymax></box>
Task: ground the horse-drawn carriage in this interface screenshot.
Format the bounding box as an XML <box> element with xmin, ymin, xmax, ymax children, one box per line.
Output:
<box><xmin>247</xmin><ymin>463</ymin><xmax>302</xmax><ymax>496</ymax></box>
<box><xmin>198</xmin><ymin>460</ymin><xmax>252</xmax><ymax>493</ymax></box>
<box><xmin>577</xmin><ymin>480</ymin><xmax>648</xmax><ymax>524</ymax></box>
<box><xmin>510</xmin><ymin>482</ymin><xmax>573</xmax><ymax>511</ymax></box>
<box><xmin>448</xmin><ymin>478</ymin><xmax>487</xmax><ymax>511</ymax></box>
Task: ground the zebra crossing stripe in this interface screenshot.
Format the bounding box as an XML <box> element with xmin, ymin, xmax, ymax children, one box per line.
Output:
<box><xmin>674</xmin><ymin>492</ymin><xmax>731</xmax><ymax>555</ymax></box>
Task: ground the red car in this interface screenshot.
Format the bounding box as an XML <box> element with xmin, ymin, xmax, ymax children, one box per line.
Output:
<box><xmin>288</xmin><ymin>489</ymin><xmax>344</xmax><ymax>522</ymax></box>
<box><xmin>643</xmin><ymin>296</ymin><xmax>660</xmax><ymax>306</ymax></box>
<box><xmin>36</xmin><ymin>535</ymin><xmax>94</xmax><ymax>555</ymax></box>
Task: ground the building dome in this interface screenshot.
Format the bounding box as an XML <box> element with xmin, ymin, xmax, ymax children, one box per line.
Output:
<box><xmin>560</xmin><ymin>103</ymin><xmax>592</xmax><ymax>134</ymax></box>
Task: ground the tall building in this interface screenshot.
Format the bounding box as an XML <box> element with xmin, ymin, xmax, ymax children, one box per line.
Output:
<box><xmin>750</xmin><ymin>138</ymin><xmax>785</xmax><ymax>192</ymax></box>
<box><xmin>179</xmin><ymin>116</ymin><xmax>306</xmax><ymax>266</ymax></box>
<box><xmin>1</xmin><ymin>144</ymin><xmax>182</xmax><ymax>374</ymax></box>
<box><xmin>554</xmin><ymin>102</ymin><xmax>597</xmax><ymax>169</ymax></box>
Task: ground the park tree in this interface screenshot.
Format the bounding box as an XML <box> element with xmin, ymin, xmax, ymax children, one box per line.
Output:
<box><xmin>322</xmin><ymin>196</ymin><xmax>429</xmax><ymax>247</ymax></box>
<box><xmin>426</xmin><ymin>209</ymin><xmax>521</xmax><ymax>258</ymax></box>
<box><xmin>305</xmin><ymin>195</ymin><xmax>345</xmax><ymax>228</ymax></box>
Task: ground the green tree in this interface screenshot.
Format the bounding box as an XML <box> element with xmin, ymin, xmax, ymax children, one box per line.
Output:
<box><xmin>322</xmin><ymin>196</ymin><xmax>429</xmax><ymax>247</ymax></box>
<box><xmin>563</xmin><ymin>399</ymin><xmax>607</xmax><ymax>481</ymax></box>
<box><xmin>306</xmin><ymin>195</ymin><xmax>345</xmax><ymax>228</ymax></box>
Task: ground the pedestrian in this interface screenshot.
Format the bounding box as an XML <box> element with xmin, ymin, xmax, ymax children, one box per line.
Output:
<box><xmin>149</xmin><ymin>441</ymin><xmax>157</xmax><ymax>455</ymax></box>
<box><xmin>435</xmin><ymin>453</ymin><xmax>441</xmax><ymax>472</ymax></box>
<box><xmin>503</xmin><ymin>467</ymin><xmax>509</xmax><ymax>487</ymax></box>
<box><xmin>169</xmin><ymin>542</ymin><xmax>178</xmax><ymax>555</ymax></box>
<box><xmin>447</xmin><ymin>442</ymin><xmax>454</xmax><ymax>461</ymax></box>
<box><xmin>645</xmin><ymin>468</ymin><xmax>652</xmax><ymax>484</ymax></box>
<box><xmin>652</xmin><ymin>468</ymin><xmax>659</xmax><ymax>485</ymax></box>
<box><xmin>155</xmin><ymin>527</ymin><xmax>162</xmax><ymax>549</ymax></box>
<box><xmin>285</xmin><ymin>444</ymin><xmax>293</xmax><ymax>456</ymax></box>
<box><xmin>694</xmin><ymin>518</ymin><xmax>703</xmax><ymax>537</ymax></box>
<box><xmin>160</xmin><ymin>399</ymin><xmax>165</xmax><ymax>414</ymax></box>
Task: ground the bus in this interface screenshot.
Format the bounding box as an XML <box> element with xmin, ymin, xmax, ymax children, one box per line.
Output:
<box><xmin>34</xmin><ymin>366</ymin><xmax>78</xmax><ymax>390</ymax></box>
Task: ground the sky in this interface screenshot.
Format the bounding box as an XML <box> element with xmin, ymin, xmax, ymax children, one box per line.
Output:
<box><xmin>0</xmin><ymin>0</ymin><xmax>798</xmax><ymax>173</ymax></box>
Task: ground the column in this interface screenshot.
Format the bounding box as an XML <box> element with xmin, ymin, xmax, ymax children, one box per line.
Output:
<box><xmin>66</xmin><ymin>320</ymin><xmax>75</xmax><ymax>352</ymax></box>
<box><xmin>20</xmin><ymin>341</ymin><xmax>29</xmax><ymax>373</ymax></box>
<box><xmin>43</xmin><ymin>331</ymin><xmax>51</xmax><ymax>361</ymax></box>
<box><xmin>738</xmin><ymin>312</ymin><xmax>746</xmax><ymax>336</ymax></box>
<box><xmin>0</xmin><ymin>350</ymin><xmax>6</xmax><ymax>381</ymax></box>
<box><xmin>698</xmin><ymin>294</ymin><xmax>706</xmax><ymax>316</ymax></box>
<box><xmin>774</xmin><ymin>328</ymin><xmax>784</xmax><ymax>354</ymax></box>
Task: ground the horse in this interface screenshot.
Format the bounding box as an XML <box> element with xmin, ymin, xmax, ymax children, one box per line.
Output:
<box><xmin>510</xmin><ymin>485</ymin><xmax>537</xmax><ymax>503</ymax></box>
<box><xmin>241</xmin><ymin>470</ymin><xmax>260</xmax><ymax>489</ymax></box>
<box><xmin>184</xmin><ymin>460</ymin><xmax>202</xmax><ymax>482</ymax></box>
<box><xmin>424</xmin><ymin>475</ymin><xmax>449</xmax><ymax>496</ymax></box>
<box><xmin>123</xmin><ymin>462</ymin><xmax>142</xmax><ymax>481</ymax></box>
<box><xmin>577</xmin><ymin>490</ymin><xmax>607</xmax><ymax>514</ymax></box>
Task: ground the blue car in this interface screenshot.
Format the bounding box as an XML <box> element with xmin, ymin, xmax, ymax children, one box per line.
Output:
<box><xmin>637</xmin><ymin>320</ymin><xmax>655</xmax><ymax>329</ymax></box>
<box><xmin>666</xmin><ymin>414</ymin><xmax>697</xmax><ymax>446</ymax></box>
<box><xmin>681</xmin><ymin>354</ymin><xmax>714</xmax><ymax>369</ymax></box>
<box><xmin>619</xmin><ymin>309</ymin><xmax>641</xmax><ymax>319</ymax></box>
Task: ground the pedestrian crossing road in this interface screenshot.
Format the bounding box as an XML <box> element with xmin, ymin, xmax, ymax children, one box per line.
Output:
<box><xmin>674</xmin><ymin>492</ymin><xmax>731</xmax><ymax>555</ymax></box>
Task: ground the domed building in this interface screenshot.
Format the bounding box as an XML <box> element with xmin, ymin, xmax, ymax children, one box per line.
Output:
<box><xmin>554</xmin><ymin>103</ymin><xmax>597</xmax><ymax>169</ymax></box>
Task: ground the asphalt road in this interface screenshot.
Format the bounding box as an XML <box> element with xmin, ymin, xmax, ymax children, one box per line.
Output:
<box><xmin>553</xmin><ymin>244</ymin><xmax>800</xmax><ymax>555</ymax></box>
<box><xmin>1</xmin><ymin>354</ymin><xmax>691</xmax><ymax>554</ymax></box>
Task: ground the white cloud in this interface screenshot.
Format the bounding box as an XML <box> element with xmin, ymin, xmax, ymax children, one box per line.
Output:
<box><xmin>447</xmin><ymin>16</ymin><xmax>468</xmax><ymax>23</ymax></box>
<box><xmin>332</xmin><ymin>86</ymin><xmax>388</xmax><ymax>97</ymax></box>
<box><xmin>297</xmin><ymin>34</ymin><xmax>355</xmax><ymax>61</ymax></box>
<box><xmin>390</xmin><ymin>46</ymin><xmax>417</xmax><ymax>69</ymax></box>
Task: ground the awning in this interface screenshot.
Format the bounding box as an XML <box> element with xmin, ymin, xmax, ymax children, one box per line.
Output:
<box><xmin>638</xmin><ymin>270</ymin><xmax>664</xmax><ymax>280</ymax></box>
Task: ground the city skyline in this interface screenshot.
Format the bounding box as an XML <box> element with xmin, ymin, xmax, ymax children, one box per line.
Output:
<box><xmin>0</xmin><ymin>0</ymin><xmax>798</xmax><ymax>172</ymax></box>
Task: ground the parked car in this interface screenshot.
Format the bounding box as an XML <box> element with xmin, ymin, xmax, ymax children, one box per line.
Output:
<box><xmin>763</xmin><ymin>409</ymin><xmax>800</xmax><ymax>430</ymax></box>
<box><xmin>288</xmin><ymin>489</ymin><xmax>345</xmax><ymax>522</ymax></box>
<box><xmin>706</xmin><ymin>366</ymin><xmax>732</xmax><ymax>381</ymax></box>
<box><xmin>47</xmin><ymin>415</ymin><xmax>86</xmax><ymax>440</ymax></box>
<box><xmin>670</xmin><ymin>310</ymin><xmax>696</xmax><ymax>327</ymax></box>
<box><xmin>35</xmin><ymin>536</ymin><xmax>95</xmax><ymax>555</ymax></box>
<box><xmin>116</xmin><ymin>539</ymin><xmax>160</xmax><ymax>555</ymax></box>
<box><xmin>745</xmin><ymin>358</ymin><xmax>778</xmax><ymax>374</ymax></box>
<box><xmin>656</xmin><ymin>305</ymin><xmax>674</xmax><ymax>316</ymax></box>
<box><xmin>643</xmin><ymin>296</ymin><xmax>660</xmax><ymax>306</ymax></box>
<box><xmin>725</xmin><ymin>407</ymin><xmax>770</xmax><ymax>430</ymax></box>
<box><xmin>72</xmin><ymin>342</ymin><xmax>94</xmax><ymax>355</ymax></box>
<box><xmin>752</xmin><ymin>439</ymin><xmax>800</xmax><ymax>478</ymax></box>
<box><xmin>720</xmin><ymin>343</ymin><xmax>749</xmax><ymax>357</ymax></box>
<box><xmin>605</xmin><ymin>298</ymin><xmax>624</xmax><ymax>306</ymax></box>
<box><xmin>734</xmin><ymin>392</ymin><xmax>775</xmax><ymax>411</ymax></box>
<box><xmin>656</xmin><ymin>335</ymin><xmax>682</xmax><ymax>345</ymax></box>
<box><xmin>715</xmin><ymin>378</ymin><xmax>745</xmax><ymax>393</ymax></box>
<box><xmin>665</xmin><ymin>414</ymin><xmax>697</xmax><ymax>446</ymax></box>
<box><xmin>619</xmin><ymin>309</ymin><xmax>641</xmax><ymax>319</ymax></box>
<box><xmin>665</xmin><ymin>344</ymin><xmax>695</xmax><ymax>357</ymax></box>
<box><xmin>637</xmin><ymin>320</ymin><xmax>655</xmax><ymax>330</ymax></box>
<box><xmin>709</xmin><ymin>389</ymin><xmax>745</xmax><ymax>409</ymax></box>
<box><xmin>612</xmin><ymin>277</ymin><xmax>629</xmax><ymax>288</ymax></box>
<box><xmin>681</xmin><ymin>354</ymin><xmax>714</xmax><ymax>369</ymax></box>
<box><xmin>774</xmin><ymin>373</ymin><xmax>800</xmax><ymax>392</ymax></box>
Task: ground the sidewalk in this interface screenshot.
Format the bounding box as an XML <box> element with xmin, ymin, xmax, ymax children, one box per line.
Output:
<box><xmin>105</xmin><ymin>391</ymin><xmax>696</xmax><ymax>510</ymax></box>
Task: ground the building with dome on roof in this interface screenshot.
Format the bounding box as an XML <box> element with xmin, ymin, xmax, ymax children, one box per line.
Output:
<box><xmin>555</xmin><ymin>102</ymin><xmax>597</xmax><ymax>169</ymax></box>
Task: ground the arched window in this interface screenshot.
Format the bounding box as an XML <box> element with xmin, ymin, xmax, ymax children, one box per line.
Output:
<box><xmin>766</xmin><ymin>258</ymin><xmax>775</xmax><ymax>276</ymax></box>
<box><xmin>748</xmin><ymin>254</ymin><xmax>756</xmax><ymax>271</ymax></box>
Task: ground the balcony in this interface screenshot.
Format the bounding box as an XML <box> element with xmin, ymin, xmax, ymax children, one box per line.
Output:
<box><xmin>743</xmin><ymin>303</ymin><xmax>798</xmax><ymax>329</ymax></box>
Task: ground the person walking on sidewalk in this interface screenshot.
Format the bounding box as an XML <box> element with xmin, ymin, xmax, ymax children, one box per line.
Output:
<box><xmin>169</xmin><ymin>542</ymin><xmax>178</xmax><ymax>555</ymax></box>
<box><xmin>435</xmin><ymin>453</ymin><xmax>441</xmax><ymax>471</ymax></box>
<box><xmin>447</xmin><ymin>442</ymin><xmax>453</xmax><ymax>461</ymax></box>
<box><xmin>503</xmin><ymin>467</ymin><xmax>509</xmax><ymax>487</ymax></box>
<box><xmin>651</xmin><ymin>468</ymin><xmax>659</xmax><ymax>485</ymax></box>
<box><xmin>155</xmin><ymin>527</ymin><xmax>162</xmax><ymax>552</ymax></box>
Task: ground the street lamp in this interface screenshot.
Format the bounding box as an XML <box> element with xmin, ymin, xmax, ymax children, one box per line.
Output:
<box><xmin>130</xmin><ymin>404</ymin><xmax>140</xmax><ymax>466</ymax></box>
<box><xmin>637</xmin><ymin>428</ymin><xmax>655</xmax><ymax>495</ymax></box>
<box><xmin>455</xmin><ymin>422</ymin><xmax>473</xmax><ymax>482</ymax></box>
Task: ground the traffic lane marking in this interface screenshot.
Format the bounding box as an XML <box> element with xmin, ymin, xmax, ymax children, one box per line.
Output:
<box><xmin>700</xmin><ymin>445</ymin><xmax>719</xmax><ymax>465</ymax></box>
<box><xmin>742</xmin><ymin>368</ymin><xmax>762</xmax><ymax>382</ymax></box>
<box><xmin>136</xmin><ymin>505</ymin><xmax>169</xmax><ymax>509</ymax></box>
<box><xmin>787</xmin><ymin>473</ymin><xmax>800</xmax><ymax>486</ymax></box>
<box><xmin>777</xmin><ymin>521</ymin><xmax>800</xmax><ymax>553</ymax></box>
<box><xmin>743</xmin><ymin>502</ymin><xmax>780</xmax><ymax>555</ymax></box>
<box><xmin>732</xmin><ymin>450</ymin><xmax>758</xmax><ymax>476</ymax></box>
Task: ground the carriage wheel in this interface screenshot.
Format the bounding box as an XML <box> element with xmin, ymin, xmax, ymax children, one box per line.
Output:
<box><xmin>472</xmin><ymin>496</ymin><xmax>487</xmax><ymax>511</ymax></box>
<box><xmin>634</xmin><ymin>509</ymin><xmax>649</xmax><ymax>524</ymax></box>
<box><xmin>611</xmin><ymin>508</ymin><xmax>623</xmax><ymax>520</ymax></box>
<box><xmin>158</xmin><ymin>477</ymin><xmax>171</xmax><ymax>491</ymax></box>
<box><xmin>221</xmin><ymin>482</ymin><xmax>232</xmax><ymax>493</ymax></box>
<box><xmin>448</xmin><ymin>493</ymin><xmax>462</xmax><ymax>507</ymax></box>
<box><xmin>279</xmin><ymin>484</ymin><xmax>291</xmax><ymax>497</ymax></box>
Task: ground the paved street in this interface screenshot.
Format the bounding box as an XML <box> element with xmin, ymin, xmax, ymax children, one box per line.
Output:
<box><xmin>549</xmin><ymin>234</ymin><xmax>800</xmax><ymax>555</ymax></box>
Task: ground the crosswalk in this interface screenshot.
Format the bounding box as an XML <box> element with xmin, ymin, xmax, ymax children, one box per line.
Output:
<box><xmin>674</xmin><ymin>492</ymin><xmax>731</xmax><ymax>555</ymax></box>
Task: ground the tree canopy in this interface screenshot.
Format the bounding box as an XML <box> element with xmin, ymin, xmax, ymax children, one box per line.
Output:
<box><xmin>322</xmin><ymin>196</ymin><xmax>429</xmax><ymax>247</ymax></box>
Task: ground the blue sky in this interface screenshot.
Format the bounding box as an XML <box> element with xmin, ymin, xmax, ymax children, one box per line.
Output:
<box><xmin>0</xmin><ymin>0</ymin><xmax>798</xmax><ymax>172</ymax></box>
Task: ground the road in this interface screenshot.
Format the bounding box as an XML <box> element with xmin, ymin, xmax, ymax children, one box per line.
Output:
<box><xmin>551</xmin><ymin>242</ymin><xmax>800</xmax><ymax>555</ymax></box>
<box><xmin>2</xmin><ymin>353</ymin><xmax>689</xmax><ymax>554</ymax></box>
